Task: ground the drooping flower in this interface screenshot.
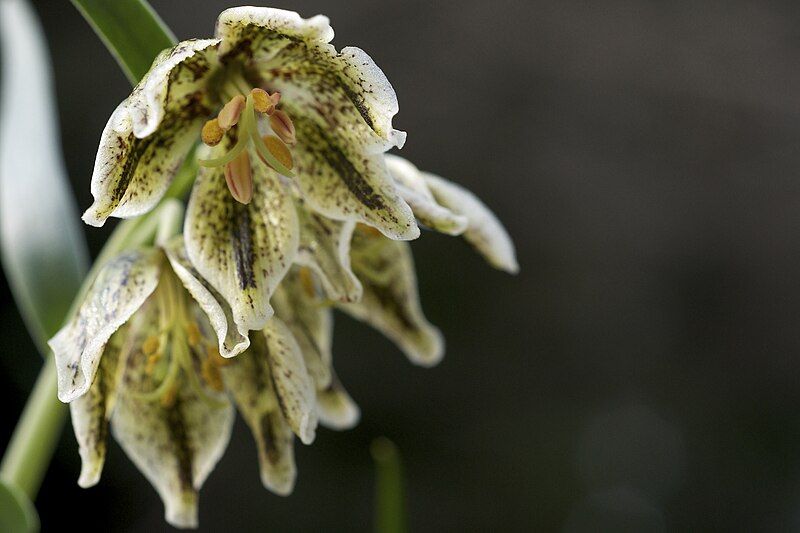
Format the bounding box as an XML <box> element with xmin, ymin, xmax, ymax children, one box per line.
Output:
<box><xmin>82</xmin><ymin>6</ymin><xmax>419</xmax><ymax>334</ymax></box>
<box><xmin>48</xmin><ymin>236</ymin><xmax>340</xmax><ymax>528</ymax></box>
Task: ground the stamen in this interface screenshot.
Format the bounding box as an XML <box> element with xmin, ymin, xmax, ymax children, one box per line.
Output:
<box><xmin>160</xmin><ymin>384</ymin><xmax>178</xmax><ymax>408</ymax></box>
<box><xmin>269</xmin><ymin>109</ymin><xmax>296</xmax><ymax>145</ymax></box>
<box><xmin>298</xmin><ymin>267</ymin><xmax>316</xmax><ymax>298</ymax></box>
<box><xmin>257</xmin><ymin>135</ymin><xmax>294</xmax><ymax>172</ymax></box>
<box><xmin>201</xmin><ymin>358</ymin><xmax>224</xmax><ymax>392</ymax></box>
<box><xmin>201</xmin><ymin>118</ymin><xmax>224</xmax><ymax>146</ymax></box>
<box><xmin>142</xmin><ymin>335</ymin><xmax>160</xmax><ymax>356</ymax></box>
<box><xmin>218</xmin><ymin>94</ymin><xmax>246</xmax><ymax>130</ymax></box>
<box><xmin>251</xmin><ymin>88</ymin><xmax>280</xmax><ymax>115</ymax></box>
<box><xmin>185</xmin><ymin>323</ymin><xmax>202</xmax><ymax>347</ymax></box>
<box><xmin>224</xmin><ymin>150</ymin><xmax>253</xmax><ymax>204</ymax></box>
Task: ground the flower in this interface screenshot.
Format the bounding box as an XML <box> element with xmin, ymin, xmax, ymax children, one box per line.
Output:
<box><xmin>82</xmin><ymin>6</ymin><xmax>420</xmax><ymax>335</ymax></box>
<box><xmin>48</xmin><ymin>236</ymin><xmax>347</xmax><ymax>528</ymax></box>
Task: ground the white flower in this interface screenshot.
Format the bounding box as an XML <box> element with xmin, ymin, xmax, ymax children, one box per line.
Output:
<box><xmin>48</xmin><ymin>237</ymin><xmax>328</xmax><ymax>528</ymax></box>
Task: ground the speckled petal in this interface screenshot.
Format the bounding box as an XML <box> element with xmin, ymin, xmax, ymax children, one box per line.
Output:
<box><xmin>424</xmin><ymin>173</ymin><xmax>519</xmax><ymax>274</ymax></box>
<box><xmin>338</xmin><ymin>229</ymin><xmax>443</xmax><ymax>366</ymax></box>
<box><xmin>82</xmin><ymin>39</ymin><xmax>220</xmax><ymax>227</ymax></box>
<box><xmin>262</xmin><ymin>317</ymin><xmax>317</xmax><ymax>444</ymax></box>
<box><xmin>272</xmin><ymin>269</ymin><xmax>333</xmax><ymax>389</ymax></box>
<box><xmin>385</xmin><ymin>155</ymin><xmax>468</xmax><ymax>236</ymax></box>
<box><xmin>185</xmin><ymin>149</ymin><xmax>299</xmax><ymax>332</ymax></box>
<box><xmin>284</xmin><ymin>105</ymin><xmax>418</xmax><ymax>241</ymax></box>
<box><xmin>49</xmin><ymin>248</ymin><xmax>162</xmax><ymax>403</ymax></box>
<box><xmin>316</xmin><ymin>373</ymin><xmax>360</xmax><ymax>430</ymax></box>
<box><xmin>296</xmin><ymin>205</ymin><xmax>361</xmax><ymax>302</ymax></box>
<box><xmin>216</xmin><ymin>7</ymin><xmax>404</xmax><ymax>149</ymax></box>
<box><xmin>111</xmin><ymin>315</ymin><xmax>234</xmax><ymax>529</ymax></box>
<box><xmin>220</xmin><ymin>334</ymin><xmax>296</xmax><ymax>495</ymax></box>
<box><xmin>163</xmin><ymin>235</ymin><xmax>250</xmax><ymax>358</ymax></box>
<box><xmin>69</xmin><ymin>328</ymin><xmax>127</xmax><ymax>488</ymax></box>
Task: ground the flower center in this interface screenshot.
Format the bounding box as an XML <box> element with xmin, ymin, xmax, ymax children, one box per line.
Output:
<box><xmin>135</xmin><ymin>269</ymin><xmax>228</xmax><ymax>408</ymax></box>
<box><xmin>199</xmin><ymin>81</ymin><xmax>297</xmax><ymax>205</ymax></box>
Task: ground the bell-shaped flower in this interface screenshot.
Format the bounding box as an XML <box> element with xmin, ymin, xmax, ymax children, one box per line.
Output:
<box><xmin>82</xmin><ymin>6</ymin><xmax>419</xmax><ymax>334</ymax></box>
<box><xmin>48</xmin><ymin>236</ymin><xmax>321</xmax><ymax>528</ymax></box>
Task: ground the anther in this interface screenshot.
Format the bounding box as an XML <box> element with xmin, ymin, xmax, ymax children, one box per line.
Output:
<box><xmin>160</xmin><ymin>385</ymin><xmax>178</xmax><ymax>408</ymax></box>
<box><xmin>201</xmin><ymin>118</ymin><xmax>224</xmax><ymax>146</ymax></box>
<box><xmin>298</xmin><ymin>267</ymin><xmax>316</xmax><ymax>298</ymax></box>
<box><xmin>218</xmin><ymin>94</ymin><xmax>246</xmax><ymax>130</ymax></box>
<box><xmin>201</xmin><ymin>358</ymin><xmax>224</xmax><ymax>392</ymax></box>
<box><xmin>269</xmin><ymin>109</ymin><xmax>296</xmax><ymax>145</ymax></box>
<box><xmin>185</xmin><ymin>323</ymin><xmax>202</xmax><ymax>347</ymax></box>
<box><xmin>258</xmin><ymin>135</ymin><xmax>294</xmax><ymax>171</ymax></box>
<box><xmin>251</xmin><ymin>88</ymin><xmax>281</xmax><ymax>115</ymax></box>
<box><xmin>142</xmin><ymin>336</ymin><xmax>160</xmax><ymax>356</ymax></box>
<box><xmin>224</xmin><ymin>150</ymin><xmax>253</xmax><ymax>204</ymax></box>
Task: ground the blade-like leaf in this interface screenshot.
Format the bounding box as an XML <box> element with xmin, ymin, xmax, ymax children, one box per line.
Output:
<box><xmin>0</xmin><ymin>0</ymin><xmax>89</xmax><ymax>353</ymax></box>
<box><xmin>71</xmin><ymin>0</ymin><xmax>176</xmax><ymax>84</ymax></box>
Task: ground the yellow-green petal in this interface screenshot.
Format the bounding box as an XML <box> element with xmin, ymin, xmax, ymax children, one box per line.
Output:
<box><xmin>338</xmin><ymin>230</ymin><xmax>443</xmax><ymax>366</ymax></box>
<box><xmin>49</xmin><ymin>248</ymin><xmax>162</xmax><ymax>402</ymax></box>
<box><xmin>82</xmin><ymin>39</ymin><xmax>220</xmax><ymax>227</ymax></box>
<box><xmin>185</xmin><ymin>149</ymin><xmax>299</xmax><ymax>332</ymax></box>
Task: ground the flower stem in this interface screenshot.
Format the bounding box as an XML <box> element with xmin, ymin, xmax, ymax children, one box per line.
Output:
<box><xmin>0</xmin><ymin>358</ymin><xmax>63</xmax><ymax>498</ymax></box>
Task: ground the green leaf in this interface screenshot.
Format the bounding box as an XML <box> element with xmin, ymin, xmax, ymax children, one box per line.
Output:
<box><xmin>70</xmin><ymin>0</ymin><xmax>176</xmax><ymax>84</ymax></box>
<box><xmin>371</xmin><ymin>437</ymin><xmax>408</xmax><ymax>533</ymax></box>
<box><xmin>0</xmin><ymin>480</ymin><xmax>39</xmax><ymax>533</ymax></box>
<box><xmin>0</xmin><ymin>0</ymin><xmax>89</xmax><ymax>352</ymax></box>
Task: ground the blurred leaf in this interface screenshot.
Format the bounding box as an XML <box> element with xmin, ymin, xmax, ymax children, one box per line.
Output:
<box><xmin>0</xmin><ymin>0</ymin><xmax>89</xmax><ymax>352</ymax></box>
<box><xmin>70</xmin><ymin>0</ymin><xmax>176</xmax><ymax>84</ymax></box>
<box><xmin>371</xmin><ymin>437</ymin><xmax>408</xmax><ymax>533</ymax></box>
<box><xmin>0</xmin><ymin>480</ymin><xmax>38</xmax><ymax>533</ymax></box>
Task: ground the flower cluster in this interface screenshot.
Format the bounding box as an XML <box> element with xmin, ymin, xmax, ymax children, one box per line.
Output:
<box><xmin>50</xmin><ymin>6</ymin><xmax>516</xmax><ymax>528</ymax></box>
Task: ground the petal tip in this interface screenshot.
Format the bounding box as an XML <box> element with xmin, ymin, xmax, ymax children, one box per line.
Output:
<box><xmin>81</xmin><ymin>206</ymin><xmax>107</xmax><ymax>228</ymax></box>
<box><xmin>77</xmin><ymin>463</ymin><xmax>102</xmax><ymax>488</ymax></box>
<box><xmin>261</xmin><ymin>470</ymin><xmax>296</xmax><ymax>496</ymax></box>
<box><xmin>164</xmin><ymin>492</ymin><xmax>199</xmax><ymax>529</ymax></box>
<box><xmin>297</xmin><ymin>412</ymin><xmax>318</xmax><ymax>445</ymax></box>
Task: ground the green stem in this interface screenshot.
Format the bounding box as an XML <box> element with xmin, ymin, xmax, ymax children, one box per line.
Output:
<box><xmin>0</xmin><ymin>359</ymin><xmax>64</xmax><ymax>498</ymax></box>
<box><xmin>371</xmin><ymin>437</ymin><xmax>407</xmax><ymax>533</ymax></box>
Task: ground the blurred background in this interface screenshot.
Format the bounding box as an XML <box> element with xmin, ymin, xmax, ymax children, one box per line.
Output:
<box><xmin>2</xmin><ymin>0</ymin><xmax>800</xmax><ymax>530</ymax></box>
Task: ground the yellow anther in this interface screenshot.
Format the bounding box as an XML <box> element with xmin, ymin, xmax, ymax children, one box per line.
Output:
<box><xmin>145</xmin><ymin>352</ymin><xmax>161</xmax><ymax>375</ymax></box>
<box><xmin>201</xmin><ymin>357</ymin><xmax>224</xmax><ymax>392</ymax></box>
<box><xmin>224</xmin><ymin>150</ymin><xmax>253</xmax><ymax>205</ymax></box>
<box><xmin>201</xmin><ymin>118</ymin><xmax>224</xmax><ymax>146</ymax></box>
<box><xmin>160</xmin><ymin>385</ymin><xmax>178</xmax><ymax>408</ymax></box>
<box><xmin>218</xmin><ymin>94</ymin><xmax>246</xmax><ymax>130</ymax></box>
<box><xmin>258</xmin><ymin>135</ymin><xmax>294</xmax><ymax>171</ymax></box>
<box><xmin>298</xmin><ymin>267</ymin><xmax>316</xmax><ymax>298</ymax></box>
<box><xmin>142</xmin><ymin>335</ymin><xmax>160</xmax><ymax>356</ymax></box>
<box><xmin>269</xmin><ymin>109</ymin><xmax>296</xmax><ymax>145</ymax></box>
<box><xmin>251</xmin><ymin>88</ymin><xmax>281</xmax><ymax>115</ymax></box>
<box><xmin>185</xmin><ymin>323</ymin><xmax>202</xmax><ymax>347</ymax></box>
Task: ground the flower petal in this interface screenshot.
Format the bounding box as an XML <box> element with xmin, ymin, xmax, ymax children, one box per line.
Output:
<box><xmin>385</xmin><ymin>155</ymin><xmax>468</xmax><ymax>235</ymax></box>
<box><xmin>262</xmin><ymin>318</ymin><xmax>318</xmax><ymax>445</ymax></box>
<box><xmin>272</xmin><ymin>268</ymin><xmax>333</xmax><ymax>389</ymax></box>
<box><xmin>69</xmin><ymin>327</ymin><xmax>128</xmax><ymax>488</ymax></box>
<box><xmin>185</xmin><ymin>150</ymin><xmax>299</xmax><ymax>332</ymax></box>
<box><xmin>49</xmin><ymin>248</ymin><xmax>162</xmax><ymax>402</ymax></box>
<box><xmin>216</xmin><ymin>8</ymin><xmax>404</xmax><ymax>149</ymax></box>
<box><xmin>316</xmin><ymin>373</ymin><xmax>360</xmax><ymax>430</ymax></box>
<box><xmin>111</xmin><ymin>323</ymin><xmax>234</xmax><ymax>529</ymax></box>
<box><xmin>295</xmin><ymin>205</ymin><xmax>361</xmax><ymax>302</ymax></box>
<box><xmin>219</xmin><ymin>335</ymin><xmax>296</xmax><ymax>495</ymax></box>
<box><xmin>284</xmin><ymin>105</ymin><xmax>418</xmax><ymax>240</ymax></box>
<box><xmin>82</xmin><ymin>39</ymin><xmax>220</xmax><ymax>227</ymax></box>
<box><xmin>338</xmin><ymin>229</ymin><xmax>443</xmax><ymax>366</ymax></box>
<box><xmin>424</xmin><ymin>173</ymin><xmax>519</xmax><ymax>274</ymax></box>
<box><xmin>163</xmin><ymin>235</ymin><xmax>250</xmax><ymax>358</ymax></box>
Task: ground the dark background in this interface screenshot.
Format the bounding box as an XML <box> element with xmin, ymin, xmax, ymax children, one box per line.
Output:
<box><xmin>2</xmin><ymin>0</ymin><xmax>800</xmax><ymax>531</ymax></box>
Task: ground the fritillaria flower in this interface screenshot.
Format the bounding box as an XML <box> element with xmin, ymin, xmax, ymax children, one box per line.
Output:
<box><xmin>48</xmin><ymin>236</ymin><xmax>347</xmax><ymax>528</ymax></box>
<box><xmin>82</xmin><ymin>6</ymin><xmax>419</xmax><ymax>335</ymax></box>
